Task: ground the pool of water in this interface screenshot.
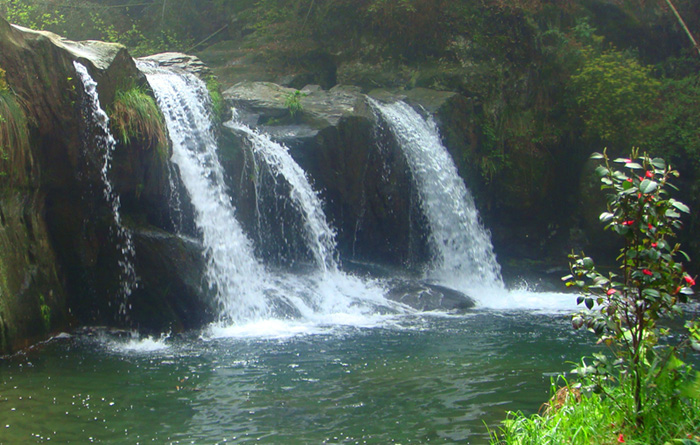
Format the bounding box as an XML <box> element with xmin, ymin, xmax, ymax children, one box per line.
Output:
<box><xmin>0</xmin><ymin>309</ymin><xmax>596</xmax><ymax>444</ymax></box>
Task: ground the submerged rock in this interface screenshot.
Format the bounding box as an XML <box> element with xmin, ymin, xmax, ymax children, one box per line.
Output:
<box><xmin>386</xmin><ymin>280</ymin><xmax>476</xmax><ymax>312</ymax></box>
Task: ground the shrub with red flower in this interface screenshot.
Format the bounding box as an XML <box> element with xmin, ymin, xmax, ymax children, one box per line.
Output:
<box><xmin>564</xmin><ymin>149</ymin><xmax>697</xmax><ymax>431</ymax></box>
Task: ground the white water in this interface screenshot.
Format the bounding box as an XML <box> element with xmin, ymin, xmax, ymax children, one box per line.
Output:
<box><xmin>226</xmin><ymin>113</ymin><xmax>338</xmax><ymax>273</ymax></box>
<box><xmin>137</xmin><ymin>61</ymin><xmax>270</xmax><ymax>322</ymax></box>
<box><xmin>139</xmin><ymin>62</ymin><xmax>403</xmax><ymax>327</ymax></box>
<box><xmin>371</xmin><ymin>100</ymin><xmax>505</xmax><ymax>297</ymax></box>
<box><xmin>73</xmin><ymin>61</ymin><xmax>137</xmax><ymax>314</ymax></box>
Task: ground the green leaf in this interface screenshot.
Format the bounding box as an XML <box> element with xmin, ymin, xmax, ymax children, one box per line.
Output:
<box><xmin>639</xmin><ymin>179</ymin><xmax>658</xmax><ymax>194</ymax></box>
<box><xmin>671</xmin><ymin>201</ymin><xmax>690</xmax><ymax>214</ymax></box>
<box><xmin>590</xmin><ymin>152</ymin><xmax>604</xmax><ymax>160</ymax></box>
<box><xmin>651</xmin><ymin>158</ymin><xmax>666</xmax><ymax>170</ymax></box>
<box><xmin>595</xmin><ymin>166</ymin><xmax>609</xmax><ymax>177</ymax></box>
<box><xmin>599</xmin><ymin>212</ymin><xmax>614</xmax><ymax>222</ymax></box>
<box><xmin>625</xmin><ymin>162</ymin><xmax>643</xmax><ymax>170</ymax></box>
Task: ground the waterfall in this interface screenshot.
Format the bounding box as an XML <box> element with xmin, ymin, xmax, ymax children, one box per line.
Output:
<box><xmin>370</xmin><ymin>99</ymin><xmax>505</xmax><ymax>295</ymax></box>
<box><xmin>226</xmin><ymin>114</ymin><xmax>338</xmax><ymax>273</ymax></box>
<box><xmin>139</xmin><ymin>62</ymin><xmax>395</xmax><ymax>323</ymax></box>
<box><xmin>73</xmin><ymin>61</ymin><xmax>137</xmax><ymax>315</ymax></box>
<box><xmin>137</xmin><ymin>61</ymin><xmax>270</xmax><ymax>321</ymax></box>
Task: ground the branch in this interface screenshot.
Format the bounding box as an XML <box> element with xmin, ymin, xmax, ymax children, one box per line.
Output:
<box><xmin>664</xmin><ymin>0</ymin><xmax>700</xmax><ymax>56</ymax></box>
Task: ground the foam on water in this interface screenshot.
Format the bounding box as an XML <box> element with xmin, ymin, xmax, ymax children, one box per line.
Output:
<box><xmin>108</xmin><ymin>333</ymin><xmax>171</xmax><ymax>353</ymax></box>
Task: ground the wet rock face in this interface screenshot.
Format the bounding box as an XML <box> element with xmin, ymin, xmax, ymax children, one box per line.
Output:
<box><xmin>0</xmin><ymin>19</ymin><xmax>210</xmax><ymax>353</ymax></box>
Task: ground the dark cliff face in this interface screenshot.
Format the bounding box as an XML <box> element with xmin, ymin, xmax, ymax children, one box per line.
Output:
<box><xmin>0</xmin><ymin>19</ymin><xmax>212</xmax><ymax>354</ymax></box>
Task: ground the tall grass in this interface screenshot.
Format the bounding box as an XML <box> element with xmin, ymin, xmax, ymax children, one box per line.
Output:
<box><xmin>491</xmin><ymin>374</ymin><xmax>700</xmax><ymax>445</ymax></box>
<box><xmin>109</xmin><ymin>85</ymin><xmax>167</xmax><ymax>156</ymax></box>
<box><xmin>0</xmin><ymin>68</ymin><xmax>32</xmax><ymax>184</ymax></box>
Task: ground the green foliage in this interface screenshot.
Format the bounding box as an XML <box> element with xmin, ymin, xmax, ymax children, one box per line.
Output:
<box><xmin>492</xmin><ymin>375</ymin><xmax>700</xmax><ymax>444</ymax></box>
<box><xmin>0</xmin><ymin>0</ymin><xmax>66</xmax><ymax>31</ymax></box>
<box><xmin>38</xmin><ymin>294</ymin><xmax>50</xmax><ymax>333</ymax></box>
<box><xmin>648</xmin><ymin>74</ymin><xmax>700</xmax><ymax>170</ymax></box>
<box><xmin>564</xmin><ymin>150</ymin><xmax>697</xmax><ymax>431</ymax></box>
<box><xmin>570</xmin><ymin>48</ymin><xmax>660</xmax><ymax>147</ymax></box>
<box><xmin>0</xmin><ymin>71</ymin><xmax>31</xmax><ymax>183</ymax></box>
<box><xmin>284</xmin><ymin>90</ymin><xmax>306</xmax><ymax>117</ymax></box>
<box><xmin>206</xmin><ymin>76</ymin><xmax>225</xmax><ymax>123</ymax></box>
<box><xmin>109</xmin><ymin>85</ymin><xmax>167</xmax><ymax>155</ymax></box>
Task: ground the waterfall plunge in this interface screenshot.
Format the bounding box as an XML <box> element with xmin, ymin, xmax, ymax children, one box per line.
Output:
<box><xmin>139</xmin><ymin>62</ymin><xmax>398</xmax><ymax>325</ymax></box>
<box><xmin>371</xmin><ymin>99</ymin><xmax>506</xmax><ymax>297</ymax></box>
<box><xmin>73</xmin><ymin>61</ymin><xmax>137</xmax><ymax>315</ymax></box>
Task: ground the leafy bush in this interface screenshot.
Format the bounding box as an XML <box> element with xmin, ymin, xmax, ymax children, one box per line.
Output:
<box><xmin>0</xmin><ymin>0</ymin><xmax>66</xmax><ymax>32</ymax></box>
<box><xmin>565</xmin><ymin>150</ymin><xmax>698</xmax><ymax>431</ymax></box>
<box><xmin>284</xmin><ymin>90</ymin><xmax>306</xmax><ymax>118</ymax></box>
<box><xmin>570</xmin><ymin>49</ymin><xmax>660</xmax><ymax>147</ymax></box>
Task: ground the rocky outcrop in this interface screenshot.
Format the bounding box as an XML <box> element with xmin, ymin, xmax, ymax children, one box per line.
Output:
<box><xmin>140</xmin><ymin>52</ymin><xmax>212</xmax><ymax>78</ymax></box>
<box><xmin>0</xmin><ymin>19</ymin><xmax>211</xmax><ymax>353</ymax></box>
<box><xmin>222</xmin><ymin>81</ymin><xmax>433</xmax><ymax>270</ymax></box>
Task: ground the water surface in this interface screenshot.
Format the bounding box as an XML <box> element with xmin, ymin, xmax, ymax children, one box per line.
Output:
<box><xmin>0</xmin><ymin>310</ymin><xmax>594</xmax><ymax>444</ymax></box>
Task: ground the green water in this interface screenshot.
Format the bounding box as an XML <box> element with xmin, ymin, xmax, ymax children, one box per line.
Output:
<box><xmin>0</xmin><ymin>311</ymin><xmax>593</xmax><ymax>444</ymax></box>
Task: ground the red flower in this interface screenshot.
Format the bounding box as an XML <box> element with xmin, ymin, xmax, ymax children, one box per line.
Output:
<box><xmin>643</xmin><ymin>269</ymin><xmax>653</xmax><ymax>276</ymax></box>
<box><xmin>623</xmin><ymin>158</ymin><xmax>632</xmax><ymax>164</ymax></box>
<box><xmin>618</xmin><ymin>433</ymin><xmax>625</xmax><ymax>443</ymax></box>
<box><xmin>684</xmin><ymin>275</ymin><xmax>696</xmax><ymax>286</ymax></box>
<box><xmin>648</xmin><ymin>223</ymin><xmax>654</xmax><ymax>230</ymax></box>
<box><xmin>645</xmin><ymin>170</ymin><xmax>654</xmax><ymax>178</ymax></box>
<box><xmin>651</xmin><ymin>243</ymin><xmax>657</xmax><ymax>248</ymax></box>
<box><xmin>674</xmin><ymin>286</ymin><xmax>682</xmax><ymax>295</ymax></box>
<box><xmin>622</xmin><ymin>220</ymin><xmax>635</xmax><ymax>226</ymax></box>
<box><xmin>607</xmin><ymin>288</ymin><xmax>617</xmax><ymax>295</ymax></box>
<box><xmin>626</xmin><ymin>177</ymin><xmax>633</xmax><ymax>183</ymax></box>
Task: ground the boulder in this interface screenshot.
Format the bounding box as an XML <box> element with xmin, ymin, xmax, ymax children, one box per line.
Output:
<box><xmin>386</xmin><ymin>280</ymin><xmax>476</xmax><ymax>312</ymax></box>
<box><xmin>140</xmin><ymin>52</ymin><xmax>212</xmax><ymax>79</ymax></box>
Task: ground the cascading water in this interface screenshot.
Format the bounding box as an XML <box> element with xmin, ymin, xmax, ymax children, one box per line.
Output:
<box><xmin>73</xmin><ymin>61</ymin><xmax>137</xmax><ymax>314</ymax></box>
<box><xmin>226</xmin><ymin>114</ymin><xmax>338</xmax><ymax>273</ymax></box>
<box><xmin>370</xmin><ymin>99</ymin><xmax>506</xmax><ymax>297</ymax></box>
<box><xmin>136</xmin><ymin>61</ymin><xmax>270</xmax><ymax>322</ymax></box>
<box><xmin>139</xmin><ymin>62</ymin><xmax>398</xmax><ymax>326</ymax></box>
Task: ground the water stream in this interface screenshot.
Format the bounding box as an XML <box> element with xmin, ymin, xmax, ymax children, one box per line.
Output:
<box><xmin>73</xmin><ymin>61</ymin><xmax>137</xmax><ymax>315</ymax></box>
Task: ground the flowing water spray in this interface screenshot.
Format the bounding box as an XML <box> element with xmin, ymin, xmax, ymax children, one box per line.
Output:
<box><xmin>74</xmin><ymin>61</ymin><xmax>137</xmax><ymax>314</ymax></box>
<box><xmin>226</xmin><ymin>113</ymin><xmax>338</xmax><ymax>273</ymax></box>
<box><xmin>370</xmin><ymin>99</ymin><xmax>506</xmax><ymax>297</ymax></box>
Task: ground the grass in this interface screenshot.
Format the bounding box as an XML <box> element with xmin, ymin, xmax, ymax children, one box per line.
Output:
<box><xmin>206</xmin><ymin>75</ymin><xmax>225</xmax><ymax>123</ymax></box>
<box><xmin>109</xmin><ymin>84</ymin><xmax>168</xmax><ymax>156</ymax></box>
<box><xmin>0</xmin><ymin>68</ymin><xmax>32</xmax><ymax>184</ymax></box>
<box><xmin>491</xmin><ymin>375</ymin><xmax>700</xmax><ymax>445</ymax></box>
